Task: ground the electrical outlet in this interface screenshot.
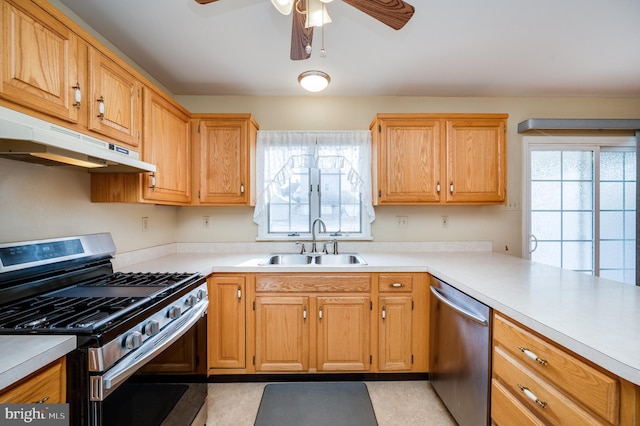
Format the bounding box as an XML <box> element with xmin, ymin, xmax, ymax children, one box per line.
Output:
<box><xmin>396</xmin><ymin>216</ymin><xmax>408</xmax><ymax>228</ymax></box>
<box><xmin>141</xmin><ymin>217</ymin><xmax>149</xmax><ymax>232</ymax></box>
<box><xmin>441</xmin><ymin>216</ymin><xmax>449</xmax><ymax>228</ymax></box>
<box><xmin>203</xmin><ymin>216</ymin><xmax>210</xmax><ymax>229</ymax></box>
<box><xmin>504</xmin><ymin>200</ymin><xmax>519</xmax><ymax>211</ymax></box>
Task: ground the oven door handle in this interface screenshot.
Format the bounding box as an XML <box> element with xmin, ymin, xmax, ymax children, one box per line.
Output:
<box><xmin>92</xmin><ymin>301</ymin><xmax>208</xmax><ymax>401</ymax></box>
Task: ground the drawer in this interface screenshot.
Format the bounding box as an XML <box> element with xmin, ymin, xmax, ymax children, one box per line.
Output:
<box><xmin>493</xmin><ymin>313</ymin><xmax>619</xmax><ymax>424</ymax></box>
<box><xmin>378</xmin><ymin>274</ymin><xmax>413</xmax><ymax>293</ymax></box>
<box><xmin>493</xmin><ymin>346</ymin><xmax>605</xmax><ymax>425</ymax></box>
<box><xmin>0</xmin><ymin>357</ymin><xmax>66</xmax><ymax>404</ymax></box>
<box><xmin>256</xmin><ymin>274</ymin><xmax>371</xmax><ymax>293</ymax></box>
<box><xmin>491</xmin><ymin>378</ymin><xmax>545</xmax><ymax>426</ymax></box>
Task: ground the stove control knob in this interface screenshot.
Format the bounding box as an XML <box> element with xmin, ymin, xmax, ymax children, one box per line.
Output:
<box><xmin>186</xmin><ymin>295</ymin><xmax>198</xmax><ymax>307</ymax></box>
<box><xmin>197</xmin><ymin>289</ymin><xmax>207</xmax><ymax>300</ymax></box>
<box><xmin>124</xmin><ymin>331</ymin><xmax>143</xmax><ymax>349</ymax></box>
<box><xmin>144</xmin><ymin>320</ymin><xmax>160</xmax><ymax>336</ymax></box>
<box><xmin>167</xmin><ymin>305</ymin><xmax>182</xmax><ymax>319</ymax></box>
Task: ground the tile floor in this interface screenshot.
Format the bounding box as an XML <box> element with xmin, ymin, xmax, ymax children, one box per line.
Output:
<box><xmin>206</xmin><ymin>381</ymin><xmax>457</xmax><ymax>425</ymax></box>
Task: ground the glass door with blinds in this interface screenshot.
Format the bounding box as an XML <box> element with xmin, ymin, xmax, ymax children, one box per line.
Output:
<box><xmin>525</xmin><ymin>136</ymin><xmax>636</xmax><ymax>285</ymax></box>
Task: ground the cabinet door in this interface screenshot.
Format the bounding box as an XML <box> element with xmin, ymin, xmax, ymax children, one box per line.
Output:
<box><xmin>446</xmin><ymin>118</ymin><xmax>506</xmax><ymax>203</ymax></box>
<box><xmin>317</xmin><ymin>296</ymin><xmax>370</xmax><ymax>371</ymax></box>
<box><xmin>141</xmin><ymin>87</ymin><xmax>190</xmax><ymax>204</ymax></box>
<box><xmin>88</xmin><ymin>47</ymin><xmax>141</xmax><ymax>148</ymax></box>
<box><xmin>376</xmin><ymin>119</ymin><xmax>442</xmax><ymax>204</ymax></box>
<box><xmin>255</xmin><ymin>296</ymin><xmax>310</xmax><ymax>372</ymax></box>
<box><xmin>1</xmin><ymin>0</ymin><xmax>79</xmax><ymax>122</ymax></box>
<box><xmin>208</xmin><ymin>276</ymin><xmax>246</xmax><ymax>369</ymax></box>
<box><xmin>0</xmin><ymin>357</ymin><xmax>66</xmax><ymax>403</ymax></box>
<box><xmin>197</xmin><ymin>118</ymin><xmax>251</xmax><ymax>205</ymax></box>
<box><xmin>379</xmin><ymin>295</ymin><xmax>412</xmax><ymax>371</ymax></box>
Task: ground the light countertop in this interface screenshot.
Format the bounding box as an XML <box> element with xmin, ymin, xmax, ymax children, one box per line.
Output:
<box><xmin>117</xmin><ymin>249</ymin><xmax>640</xmax><ymax>386</ymax></box>
<box><xmin>3</xmin><ymin>246</ymin><xmax>638</xmax><ymax>391</ymax></box>
<box><xmin>0</xmin><ymin>335</ymin><xmax>76</xmax><ymax>390</ymax></box>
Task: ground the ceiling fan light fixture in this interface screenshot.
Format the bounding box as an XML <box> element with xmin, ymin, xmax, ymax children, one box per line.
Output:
<box><xmin>305</xmin><ymin>0</ymin><xmax>332</xmax><ymax>28</ymax></box>
<box><xmin>271</xmin><ymin>0</ymin><xmax>294</xmax><ymax>15</ymax></box>
<box><xmin>298</xmin><ymin>70</ymin><xmax>330</xmax><ymax>92</ymax></box>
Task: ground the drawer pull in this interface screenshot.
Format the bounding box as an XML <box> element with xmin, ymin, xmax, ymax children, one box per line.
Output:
<box><xmin>518</xmin><ymin>346</ymin><xmax>548</xmax><ymax>365</ymax></box>
<box><xmin>390</xmin><ymin>283</ymin><xmax>404</xmax><ymax>288</ymax></box>
<box><xmin>518</xmin><ymin>384</ymin><xmax>547</xmax><ymax>408</ymax></box>
<box><xmin>32</xmin><ymin>396</ymin><xmax>49</xmax><ymax>404</ymax></box>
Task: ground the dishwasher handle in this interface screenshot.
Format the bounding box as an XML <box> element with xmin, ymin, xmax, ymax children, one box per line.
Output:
<box><xmin>430</xmin><ymin>286</ymin><xmax>488</xmax><ymax>326</ymax></box>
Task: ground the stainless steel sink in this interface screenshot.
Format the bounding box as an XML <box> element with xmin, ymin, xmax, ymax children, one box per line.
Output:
<box><xmin>313</xmin><ymin>254</ymin><xmax>365</xmax><ymax>265</ymax></box>
<box><xmin>259</xmin><ymin>253</ymin><xmax>366</xmax><ymax>266</ymax></box>
<box><xmin>259</xmin><ymin>254</ymin><xmax>313</xmax><ymax>265</ymax></box>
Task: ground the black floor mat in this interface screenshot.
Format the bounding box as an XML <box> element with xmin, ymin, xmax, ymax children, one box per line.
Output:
<box><xmin>254</xmin><ymin>382</ymin><xmax>378</xmax><ymax>426</ymax></box>
<box><xmin>103</xmin><ymin>383</ymin><xmax>189</xmax><ymax>426</ymax></box>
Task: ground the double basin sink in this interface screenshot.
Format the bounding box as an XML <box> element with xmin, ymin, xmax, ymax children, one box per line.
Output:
<box><xmin>259</xmin><ymin>253</ymin><xmax>366</xmax><ymax>266</ymax></box>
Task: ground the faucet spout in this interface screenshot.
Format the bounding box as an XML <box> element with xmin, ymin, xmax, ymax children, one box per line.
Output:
<box><xmin>311</xmin><ymin>218</ymin><xmax>327</xmax><ymax>253</ymax></box>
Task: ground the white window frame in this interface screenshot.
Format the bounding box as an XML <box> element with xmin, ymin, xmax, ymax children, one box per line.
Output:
<box><xmin>254</xmin><ymin>130</ymin><xmax>374</xmax><ymax>241</ymax></box>
<box><xmin>523</xmin><ymin>136</ymin><xmax>636</xmax><ymax>277</ymax></box>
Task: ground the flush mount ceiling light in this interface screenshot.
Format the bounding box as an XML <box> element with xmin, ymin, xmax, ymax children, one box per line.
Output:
<box><xmin>298</xmin><ymin>70</ymin><xmax>331</xmax><ymax>92</ymax></box>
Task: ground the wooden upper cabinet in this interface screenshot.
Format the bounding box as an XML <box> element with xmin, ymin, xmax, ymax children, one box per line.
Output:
<box><xmin>141</xmin><ymin>87</ymin><xmax>190</xmax><ymax>204</ymax></box>
<box><xmin>371</xmin><ymin>113</ymin><xmax>508</xmax><ymax>205</ymax></box>
<box><xmin>374</xmin><ymin>118</ymin><xmax>443</xmax><ymax>204</ymax></box>
<box><xmin>446</xmin><ymin>118</ymin><xmax>506</xmax><ymax>203</ymax></box>
<box><xmin>88</xmin><ymin>47</ymin><xmax>141</xmax><ymax>148</ymax></box>
<box><xmin>193</xmin><ymin>114</ymin><xmax>258</xmax><ymax>206</ymax></box>
<box><xmin>0</xmin><ymin>0</ymin><xmax>80</xmax><ymax>123</ymax></box>
<box><xmin>90</xmin><ymin>88</ymin><xmax>190</xmax><ymax>205</ymax></box>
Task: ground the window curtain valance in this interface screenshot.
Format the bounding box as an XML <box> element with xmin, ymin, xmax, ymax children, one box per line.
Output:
<box><xmin>253</xmin><ymin>130</ymin><xmax>375</xmax><ymax>226</ymax></box>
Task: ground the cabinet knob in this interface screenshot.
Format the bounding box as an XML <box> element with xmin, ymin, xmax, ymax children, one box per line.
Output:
<box><xmin>517</xmin><ymin>384</ymin><xmax>547</xmax><ymax>408</ymax></box>
<box><xmin>96</xmin><ymin>96</ymin><xmax>105</xmax><ymax>119</ymax></box>
<box><xmin>518</xmin><ymin>346</ymin><xmax>548</xmax><ymax>365</ymax></box>
<box><xmin>72</xmin><ymin>83</ymin><xmax>82</xmax><ymax>109</ymax></box>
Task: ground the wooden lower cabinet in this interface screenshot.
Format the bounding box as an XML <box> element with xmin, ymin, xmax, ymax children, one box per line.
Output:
<box><xmin>254</xmin><ymin>296</ymin><xmax>309</xmax><ymax>372</ymax></box>
<box><xmin>316</xmin><ymin>296</ymin><xmax>371</xmax><ymax>371</ymax></box>
<box><xmin>0</xmin><ymin>357</ymin><xmax>66</xmax><ymax>403</ymax></box>
<box><xmin>491</xmin><ymin>312</ymin><xmax>640</xmax><ymax>426</ymax></box>
<box><xmin>207</xmin><ymin>275</ymin><xmax>246</xmax><ymax>372</ymax></box>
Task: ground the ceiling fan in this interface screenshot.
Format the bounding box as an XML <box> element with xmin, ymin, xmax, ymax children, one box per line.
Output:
<box><xmin>194</xmin><ymin>0</ymin><xmax>415</xmax><ymax>60</ymax></box>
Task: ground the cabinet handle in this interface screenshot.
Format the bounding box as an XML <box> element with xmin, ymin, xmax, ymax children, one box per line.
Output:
<box><xmin>303</xmin><ymin>306</ymin><xmax>307</xmax><ymax>321</ymax></box>
<box><xmin>97</xmin><ymin>96</ymin><xmax>105</xmax><ymax>119</ymax></box>
<box><xmin>32</xmin><ymin>396</ymin><xmax>49</xmax><ymax>404</ymax></box>
<box><xmin>390</xmin><ymin>282</ymin><xmax>404</xmax><ymax>288</ymax></box>
<box><xmin>149</xmin><ymin>172</ymin><xmax>156</xmax><ymax>189</ymax></box>
<box><xmin>72</xmin><ymin>83</ymin><xmax>82</xmax><ymax>109</ymax></box>
<box><xmin>240</xmin><ymin>184</ymin><xmax>245</xmax><ymax>194</ymax></box>
<box><xmin>237</xmin><ymin>286</ymin><xmax>242</xmax><ymax>300</ymax></box>
<box><xmin>436</xmin><ymin>181</ymin><xmax>441</xmax><ymax>193</ymax></box>
<box><xmin>518</xmin><ymin>346</ymin><xmax>548</xmax><ymax>365</ymax></box>
<box><xmin>449</xmin><ymin>182</ymin><xmax>454</xmax><ymax>194</ymax></box>
<box><xmin>517</xmin><ymin>384</ymin><xmax>547</xmax><ymax>408</ymax></box>
<box><xmin>318</xmin><ymin>306</ymin><xmax>323</xmax><ymax>320</ymax></box>
<box><xmin>381</xmin><ymin>306</ymin><xmax>386</xmax><ymax>320</ymax></box>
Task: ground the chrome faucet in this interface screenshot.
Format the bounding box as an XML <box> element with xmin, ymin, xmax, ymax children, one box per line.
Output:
<box><xmin>311</xmin><ymin>218</ymin><xmax>327</xmax><ymax>253</ymax></box>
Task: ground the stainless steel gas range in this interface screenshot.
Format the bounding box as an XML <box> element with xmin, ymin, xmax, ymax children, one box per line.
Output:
<box><xmin>0</xmin><ymin>233</ymin><xmax>208</xmax><ymax>425</ymax></box>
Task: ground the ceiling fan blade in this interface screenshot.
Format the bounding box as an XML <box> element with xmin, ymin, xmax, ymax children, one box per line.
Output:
<box><xmin>342</xmin><ymin>0</ymin><xmax>415</xmax><ymax>30</ymax></box>
<box><xmin>290</xmin><ymin>0</ymin><xmax>314</xmax><ymax>60</ymax></box>
<box><xmin>194</xmin><ymin>0</ymin><xmax>218</xmax><ymax>4</ymax></box>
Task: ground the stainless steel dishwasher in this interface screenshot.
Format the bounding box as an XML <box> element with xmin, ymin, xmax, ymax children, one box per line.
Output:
<box><xmin>429</xmin><ymin>276</ymin><xmax>491</xmax><ymax>426</ymax></box>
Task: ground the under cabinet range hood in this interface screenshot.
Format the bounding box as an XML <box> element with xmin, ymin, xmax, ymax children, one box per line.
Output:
<box><xmin>0</xmin><ymin>106</ymin><xmax>155</xmax><ymax>173</ymax></box>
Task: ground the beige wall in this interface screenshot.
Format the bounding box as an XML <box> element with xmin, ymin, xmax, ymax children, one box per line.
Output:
<box><xmin>1</xmin><ymin>95</ymin><xmax>639</xmax><ymax>255</ymax></box>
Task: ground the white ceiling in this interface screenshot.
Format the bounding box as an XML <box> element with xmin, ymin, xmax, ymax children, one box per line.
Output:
<box><xmin>57</xmin><ymin>0</ymin><xmax>640</xmax><ymax>97</ymax></box>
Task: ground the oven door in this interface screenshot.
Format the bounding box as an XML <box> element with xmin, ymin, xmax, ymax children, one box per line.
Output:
<box><xmin>87</xmin><ymin>300</ymin><xmax>208</xmax><ymax>425</ymax></box>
